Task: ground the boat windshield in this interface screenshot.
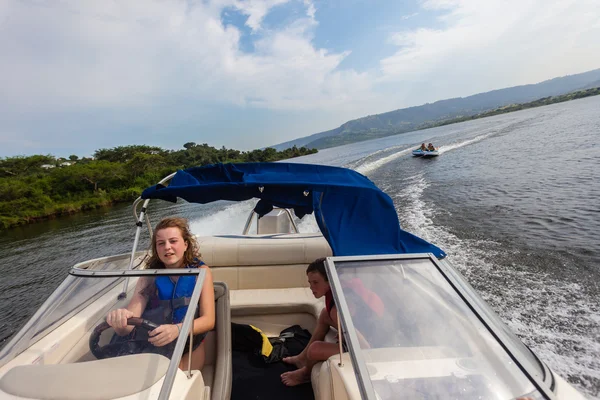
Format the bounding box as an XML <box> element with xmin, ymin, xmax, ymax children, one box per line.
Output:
<box><xmin>0</xmin><ymin>264</ymin><xmax>205</xmax><ymax>400</ymax></box>
<box><xmin>326</xmin><ymin>255</ymin><xmax>548</xmax><ymax>400</ymax></box>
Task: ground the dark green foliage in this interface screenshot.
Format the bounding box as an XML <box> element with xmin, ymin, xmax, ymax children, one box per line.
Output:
<box><xmin>0</xmin><ymin>143</ymin><xmax>318</xmax><ymax>230</ymax></box>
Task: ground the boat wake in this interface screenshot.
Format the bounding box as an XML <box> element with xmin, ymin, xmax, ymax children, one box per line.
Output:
<box><xmin>437</xmin><ymin>132</ymin><xmax>497</xmax><ymax>154</ymax></box>
<box><xmin>189</xmin><ymin>200</ymin><xmax>257</xmax><ymax>235</ymax></box>
<box><xmin>352</xmin><ymin>147</ymin><xmax>413</xmax><ymax>175</ymax></box>
<box><xmin>394</xmin><ymin>173</ymin><xmax>600</xmax><ymax>399</ymax></box>
<box><xmin>346</xmin><ymin>131</ymin><xmax>498</xmax><ymax>176</ymax></box>
<box><xmin>189</xmin><ymin>199</ymin><xmax>322</xmax><ymax>236</ymax></box>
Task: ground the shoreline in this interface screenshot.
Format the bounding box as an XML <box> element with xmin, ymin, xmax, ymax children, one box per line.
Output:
<box><xmin>313</xmin><ymin>87</ymin><xmax>600</xmax><ymax>149</ymax></box>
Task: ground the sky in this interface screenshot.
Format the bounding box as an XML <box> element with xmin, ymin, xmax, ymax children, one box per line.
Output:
<box><xmin>1</xmin><ymin>0</ymin><xmax>599</xmax><ymax>158</ymax></box>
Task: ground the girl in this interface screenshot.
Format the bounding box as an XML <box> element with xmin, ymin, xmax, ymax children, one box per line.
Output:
<box><xmin>106</xmin><ymin>217</ymin><xmax>215</xmax><ymax>370</ymax></box>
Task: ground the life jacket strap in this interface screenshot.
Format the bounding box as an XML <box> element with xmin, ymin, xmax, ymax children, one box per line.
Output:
<box><xmin>158</xmin><ymin>297</ymin><xmax>192</xmax><ymax>310</ymax></box>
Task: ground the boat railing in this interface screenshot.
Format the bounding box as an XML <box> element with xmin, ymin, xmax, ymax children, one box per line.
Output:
<box><xmin>122</xmin><ymin>172</ymin><xmax>177</xmax><ymax>297</ymax></box>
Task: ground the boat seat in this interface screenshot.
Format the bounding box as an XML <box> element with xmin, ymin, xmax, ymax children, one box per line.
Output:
<box><xmin>203</xmin><ymin>282</ymin><xmax>232</xmax><ymax>400</ymax></box>
<box><xmin>312</xmin><ymin>353</ymin><xmax>359</xmax><ymax>400</ymax></box>
<box><xmin>198</xmin><ymin>233</ymin><xmax>332</xmax><ymax>291</ymax></box>
<box><xmin>0</xmin><ymin>353</ymin><xmax>169</xmax><ymax>400</ymax></box>
<box><xmin>197</xmin><ymin>233</ymin><xmax>331</xmax><ymax>268</ymax></box>
<box><xmin>230</xmin><ymin>287</ymin><xmax>323</xmax><ymax>316</ymax></box>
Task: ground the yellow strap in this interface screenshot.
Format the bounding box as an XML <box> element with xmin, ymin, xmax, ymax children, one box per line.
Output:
<box><xmin>249</xmin><ymin>325</ymin><xmax>273</xmax><ymax>357</ymax></box>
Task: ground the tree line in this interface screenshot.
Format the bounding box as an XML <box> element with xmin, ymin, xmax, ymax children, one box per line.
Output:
<box><xmin>0</xmin><ymin>143</ymin><xmax>317</xmax><ymax>230</ymax></box>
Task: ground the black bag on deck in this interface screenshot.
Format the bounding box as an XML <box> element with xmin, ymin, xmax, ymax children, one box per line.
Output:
<box><xmin>266</xmin><ymin>324</ymin><xmax>312</xmax><ymax>363</ymax></box>
<box><xmin>231</xmin><ymin>323</ymin><xmax>312</xmax><ymax>364</ymax></box>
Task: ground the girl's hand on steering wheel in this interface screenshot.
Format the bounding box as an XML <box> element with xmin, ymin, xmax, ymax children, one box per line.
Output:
<box><xmin>106</xmin><ymin>308</ymin><xmax>134</xmax><ymax>330</ymax></box>
<box><xmin>148</xmin><ymin>324</ymin><xmax>180</xmax><ymax>347</ymax></box>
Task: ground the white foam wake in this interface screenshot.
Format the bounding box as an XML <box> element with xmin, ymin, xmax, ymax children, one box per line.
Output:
<box><xmin>438</xmin><ymin>132</ymin><xmax>496</xmax><ymax>154</ymax></box>
<box><xmin>354</xmin><ymin>148</ymin><xmax>413</xmax><ymax>175</ymax></box>
<box><xmin>296</xmin><ymin>213</ymin><xmax>321</xmax><ymax>233</ymax></box>
<box><xmin>189</xmin><ymin>200</ymin><xmax>322</xmax><ymax>236</ymax></box>
<box><xmin>189</xmin><ymin>200</ymin><xmax>257</xmax><ymax>235</ymax></box>
<box><xmin>394</xmin><ymin>173</ymin><xmax>600</xmax><ymax>399</ymax></box>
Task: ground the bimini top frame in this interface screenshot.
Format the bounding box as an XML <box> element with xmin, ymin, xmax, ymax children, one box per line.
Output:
<box><xmin>138</xmin><ymin>163</ymin><xmax>446</xmax><ymax>258</ymax></box>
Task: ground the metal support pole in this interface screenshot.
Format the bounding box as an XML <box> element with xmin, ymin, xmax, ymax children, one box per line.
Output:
<box><xmin>119</xmin><ymin>198</ymin><xmax>150</xmax><ymax>299</ymax></box>
<box><xmin>337</xmin><ymin>310</ymin><xmax>344</xmax><ymax>367</ymax></box>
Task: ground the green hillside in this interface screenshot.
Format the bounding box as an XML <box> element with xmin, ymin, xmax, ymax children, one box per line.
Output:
<box><xmin>308</xmin><ymin>87</ymin><xmax>600</xmax><ymax>149</ymax></box>
<box><xmin>0</xmin><ymin>144</ymin><xmax>317</xmax><ymax>230</ymax></box>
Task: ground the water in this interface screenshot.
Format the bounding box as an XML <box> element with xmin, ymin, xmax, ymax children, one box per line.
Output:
<box><xmin>1</xmin><ymin>96</ymin><xmax>599</xmax><ymax>398</ymax></box>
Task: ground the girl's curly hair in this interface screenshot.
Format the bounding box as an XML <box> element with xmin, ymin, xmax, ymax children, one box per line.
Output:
<box><xmin>146</xmin><ymin>217</ymin><xmax>201</xmax><ymax>269</ymax></box>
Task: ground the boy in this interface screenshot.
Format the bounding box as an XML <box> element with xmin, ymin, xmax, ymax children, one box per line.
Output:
<box><xmin>281</xmin><ymin>257</ymin><xmax>341</xmax><ymax>386</ymax></box>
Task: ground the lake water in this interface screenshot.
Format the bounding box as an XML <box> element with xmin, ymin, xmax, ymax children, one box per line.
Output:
<box><xmin>1</xmin><ymin>96</ymin><xmax>599</xmax><ymax>398</ymax></box>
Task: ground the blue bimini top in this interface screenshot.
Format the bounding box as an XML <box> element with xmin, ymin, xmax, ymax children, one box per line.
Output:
<box><xmin>141</xmin><ymin>162</ymin><xmax>446</xmax><ymax>258</ymax></box>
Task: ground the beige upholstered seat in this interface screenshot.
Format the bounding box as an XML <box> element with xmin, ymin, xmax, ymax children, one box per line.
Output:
<box><xmin>0</xmin><ymin>353</ymin><xmax>169</xmax><ymax>400</ymax></box>
<box><xmin>312</xmin><ymin>353</ymin><xmax>360</xmax><ymax>400</ymax></box>
<box><xmin>201</xmin><ymin>234</ymin><xmax>334</xmax><ymax>398</ymax></box>
<box><xmin>204</xmin><ymin>282</ymin><xmax>232</xmax><ymax>400</ymax></box>
<box><xmin>198</xmin><ymin>233</ymin><xmax>331</xmax><ymax>268</ymax></box>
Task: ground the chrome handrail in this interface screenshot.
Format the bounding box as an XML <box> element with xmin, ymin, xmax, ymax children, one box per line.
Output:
<box><xmin>122</xmin><ymin>172</ymin><xmax>178</xmax><ymax>297</ymax></box>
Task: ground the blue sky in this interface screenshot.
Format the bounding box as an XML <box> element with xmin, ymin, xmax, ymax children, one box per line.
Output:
<box><xmin>1</xmin><ymin>0</ymin><xmax>599</xmax><ymax>158</ymax></box>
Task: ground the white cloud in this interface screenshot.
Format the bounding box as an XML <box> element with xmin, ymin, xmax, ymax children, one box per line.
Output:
<box><xmin>401</xmin><ymin>12</ymin><xmax>419</xmax><ymax>20</ymax></box>
<box><xmin>233</xmin><ymin>0</ymin><xmax>290</xmax><ymax>32</ymax></box>
<box><xmin>0</xmin><ymin>0</ymin><xmax>374</xmax><ymax>115</ymax></box>
<box><xmin>303</xmin><ymin>0</ymin><xmax>316</xmax><ymax>19</ymax></box>
<box><xmin>0</xmin><ymin>0</ymin><xmax>599</xmax><ymax>157</ymax></box>
<box><xmin>382</xmin><ymin>0</ymin><xmax>600</xmax><ymax>99</ymax></box>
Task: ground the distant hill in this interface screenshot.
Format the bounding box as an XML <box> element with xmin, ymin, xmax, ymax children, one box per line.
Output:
<box><xmin>271</xmin><ymin>68</ymin><xmax>600</xmax><ymax>150</ymax></box>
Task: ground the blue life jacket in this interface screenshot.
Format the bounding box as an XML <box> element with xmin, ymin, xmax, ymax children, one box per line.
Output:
<box><xmin>155</xmin><ymin>261</ymin><xmax>205</xmax><ymax>324</ymax></box>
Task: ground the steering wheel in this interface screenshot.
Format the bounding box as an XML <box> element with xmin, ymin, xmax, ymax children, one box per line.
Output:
<box><xmin>89</xmin><ymin>317</ymin><xmax>160</xmax><ymax>359</ymax></box>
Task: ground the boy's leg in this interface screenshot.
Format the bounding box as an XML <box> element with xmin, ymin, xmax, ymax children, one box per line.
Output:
<box><xmin>283</xmin><ymin>308</ymin><xmax>333</xmax><ymax>369</ymax></box>
<box><xmin>281</xmin><ymin>341</ymin><xmax>339</xmax><ymax>386</ymax></box>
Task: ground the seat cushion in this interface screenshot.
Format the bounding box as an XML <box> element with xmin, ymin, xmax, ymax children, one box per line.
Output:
<box><xmin>230</xmin><ymin>287</ymin><xmax>323</xmax><ymax>316</ymax></box>
<box><xmin>312</xmin><ymin>354</ymin><xmax>360</xmax><ymax>400</ymax></box>
<box><xmin>197</xmin><ymin>234</ymin><xmax>331</xmax><ymax>267</ymax></box>
<box><xmin>0</xmin><ymin>354</ymin><xmax>169</xmax><ymax>400</ymax></box>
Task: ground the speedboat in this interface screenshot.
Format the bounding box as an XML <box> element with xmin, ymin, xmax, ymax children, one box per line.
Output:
<box><xmin>412</xmin><ymin>149</ymin><xmax>439</xmax><ymax>157</ymax></box>
<box><xmin>0</xmin><ymin>162</ymin><xmax>585</xmax><ymax>400</ymax></box>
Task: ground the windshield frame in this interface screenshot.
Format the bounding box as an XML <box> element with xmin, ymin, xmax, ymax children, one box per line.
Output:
<box><xmin>324</xmin><ymin>253</ymin><xmax>556</xmax><ymax>400</ymax></box>
<box><xmin>0</xmin><ymin>267</ymin><xmax>205</xmax><ymax>400</ymax></box>
<box><xmin>69</xmin><ymin>267</ymin><xmax>206</xmax><ymax>400</ymax></box>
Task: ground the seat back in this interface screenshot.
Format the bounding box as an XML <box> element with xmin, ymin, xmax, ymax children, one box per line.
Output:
<box><xmin>205</xmin><ymin>282</ymin><xmax>231</xmax><ymax>400</ymax></box>
<box><xmin>197</xmin><ymin>233</ymin><xmax>332</xmax><ymax>290</ymax></box>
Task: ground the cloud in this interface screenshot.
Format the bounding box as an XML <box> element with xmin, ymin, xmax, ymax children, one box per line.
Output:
<box><xmin>232</xmin><ymin>0</ymin><xmax>290</xmax><ymax>32</ymax></box>
<box><xmin>401</xmin><ymin>12</ymin><xmax>419</xmax><ymax>20</ymax></box>
<box><xmin>0</xmin><ymin>0</ymin><xmax>375</xmax><ymax>115</ymax></box>
<box><xmin>381</xmin><ymin>0</ymin><xmax>600</xmax><ymax>98</ymax></box>
<box><xmin>0</xmin><ymin>0</ymin><xmax>599</xmax><ymax>157</ymax></box>
<box><xmin>303</xmin><ymin>0</ymin><xmax>316</xmax><ymax>19</ymax></box>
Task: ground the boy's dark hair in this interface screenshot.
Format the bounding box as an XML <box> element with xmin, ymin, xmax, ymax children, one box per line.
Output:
<box><xmin>306</xmin><ymin>257</ymin><xmax>328</xmax><ymax>282</ymax></box>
